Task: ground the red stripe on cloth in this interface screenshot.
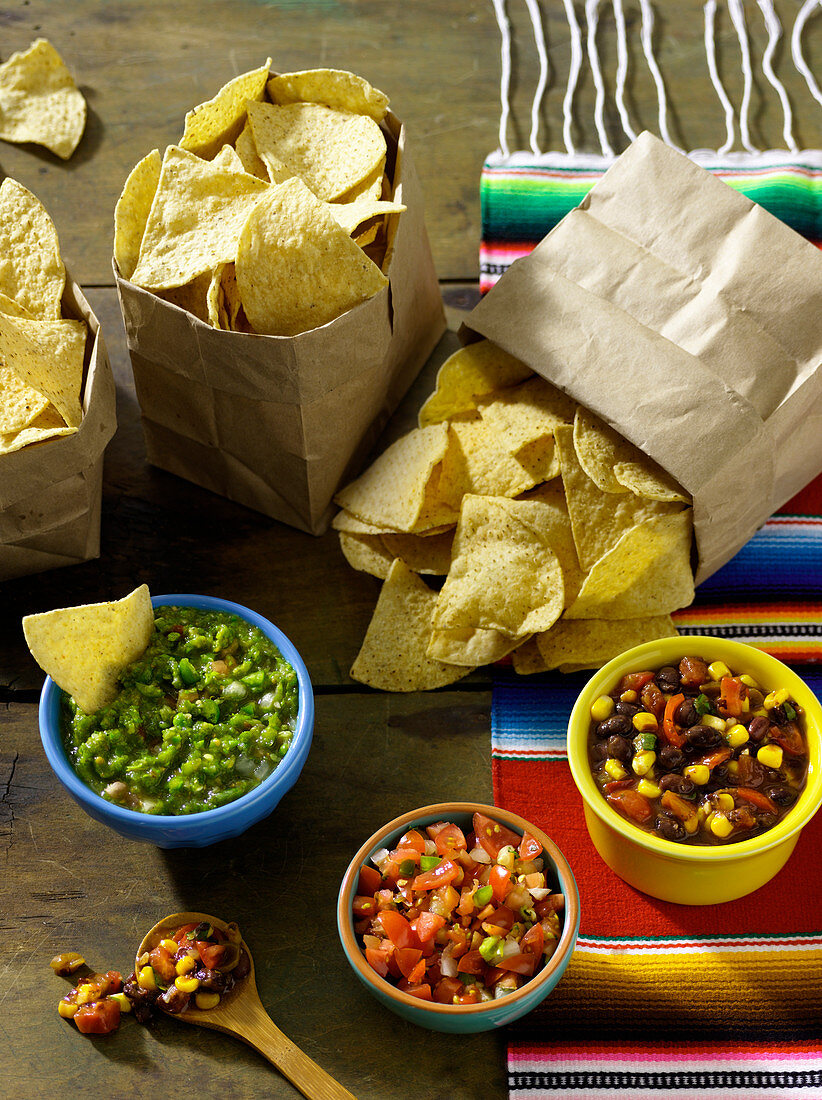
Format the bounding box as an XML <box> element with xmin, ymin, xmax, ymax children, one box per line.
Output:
<box><xmin>492</xmin><ymin>756</ymin><xmax>822</xmax><ymax>937</ymax></box>
<box><xmin>509</xmin><ymin>1038</ymin><xmax>822</xmax><ymax>1061</ymax></box>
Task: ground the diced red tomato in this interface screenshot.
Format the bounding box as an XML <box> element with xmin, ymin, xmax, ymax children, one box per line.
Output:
<box><xmin>412</xmin><ymin>912</ymin><xmax>446</xmax><ymax>944</ymax></box>
<box><xmin>520</xmin><ymin>922</ymin><xmax>545</xmax><ymax>958</ymax></box>
<box><xmin>472</xmin><ymin>813</ymin><xmax>521</xmax><ymax>860</ymax></box>
<box><xmin>496</xmin><ymin>952</ymin><xmax>537</xmax><ymax>976</ymax></box>
<box><xmin>518</xmin><ymin>832</ymin><xmax>543</xmax><ymax>861</ymax></box>
<box><xmin>395</xmin><ymin>947</ymin><xmax>424</xmax><ymax>979</ymax></box>
<box><xmin>489</xmin><ymin>864</ymin><xmax>511</xmax><ymax>904</ymax></box>
<box><xmin>353</xmin><ymin>895</ymin><xmax>378</xmax><ymax>919</ymax></box>
<box><xmin>375</xmin><ymin>889</ymin><xmax>395</xmax><ymax>912</ymax></box>
<box><xmin>456</xmin><ymin>949</ymin><xmax>487</xmax><ymax>976</ymax></box>
<box><xmin>662</xmin><ymin>693</ymin><xmax>685</xmax><ymax>748</ymax></box>
<box><xmin>719</xmin><ymin>677</ymin><xmax>746</xmax><ymax>717</ymax></box>
<box><xmin>425</xmin><ymin>821</ymin><xmax>452</xmax><ymax>840</ymax></box>
<box><xmin>455</xmin><ymin>987</ymin><xmax>481</xmax><ymax>1005</ymax></box>
<box><xmin>483</xmin><ymin>905</ymin><xmax>515</xmax><ymax>933</ymax></box>
<box><xmin>357</xmin><ymin>864</ymin><xmax>382</xmax><ymax>895</ymax></box>
<box><xmin>365</xmin><ymin>945</ymin><xmax>392</xmax><ymax>978</ymax></box>
<box><xmin>412</xmin><ymin>858</ymin><xmax>461</xmax><ymax>892</ymax></box>
<box><xmin>398</xmin><ymin>828</ymin><xmax>427</xmax><ymax>853</ymax></box>
<box><xmin>695</xmin><ymin>746</ymin><xmax>732</xmax><ymax>770</ymax></box>
<box><xmin>770</xmin><ymin>721</ymin><xmax>805</xmax><ymax>756</ymax></box>
<box><xmin>378</xmin><ymin>909</ymin><xmax>422</xmax><ymax>951</ymax></box>
<box><xmin>172</xmin><ymin>922</ymin><xmax>199</xmax><ymax>943</ymax></box>
<box><xmin>194</xmin><ymin>941</ymin><xmax>226</xmax><ymax>969</ymax></box>
<box><xmin>433</xmin><ymin>976</ymin><xmax>463</xmax><ymax>1004</ymax></box>
<box><xmin>74</xmin><ymin>999</ymin><xmax>121</xmax><ymax>1035</ymax></box>
<box><xmin>148</xmin><ymin>946</ymin><xmax>177</xmax><ymax>985</ymax></box>
<box><xmin>435</xmin><ymin>823</ymin><xmax>467</xmax><ymax>856</ymax></box>
<box><xmin>619</xmin><ymin>670</ymin><xmax>655</xmax><ymax>692</ymax></box>
<box><xmin>736</xmin><ymin>787</ymin><xmax>779</xmax><ymax>814</ymax></box>
<box><xmin>397</xmin><ymin>979</ymin><xmax>433</xmax><ymax>1000</ymax></box>
<box><xmin>606</xmin><ymin>788</ymin><xmax>653</xmax><ymax>824</ymax></box>
<box><xmin>389</xmin><ymin>846</ymin><xmax>422</xmax><ymax>866</ymax></box>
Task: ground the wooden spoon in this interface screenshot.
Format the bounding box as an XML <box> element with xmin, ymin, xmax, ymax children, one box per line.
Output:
<box><xmin>137</xmin><ymin>911</ymin><xmax>356</xmax><ymax>1100</ymax></box>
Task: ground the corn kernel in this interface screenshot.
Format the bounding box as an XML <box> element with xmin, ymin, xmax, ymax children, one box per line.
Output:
<box><xmin>604</xmin><ymin>758</ymin><xmax>628</xmax><ymax>780</ymax></box>
<box><xmin>764</xmin><ymin>688</ymin><xmax>790</xmax><ymax>709</ymax></box>
<box><xmin>710</xmin><ymin>813</ymin><xmax>735</xmax><ymax>838</ymax></box>
<box><xmin>707</xmin><ymin>660</ymin><xmax>731</xmax><ymax>681</ymax></box>
<box><xmin>637</xmin><ymin>778</ymin><xmax>661</xmax><ymax>799</ymax></box>
<box><xmin>58</xmin><ymin>999</ymin><xmax>78</xmax><ymax>1019</ymax></box>
<box><xmin>683</xmin><ymin>814</ymin><xmax>700</xmax><ymax>835</ymax></box>
<box><xmin>757</xmin><ymin>744</ymin><xmax>784</xmax><ymax>769</ymax></box>
<box><xmin>684</xmin><ymin>764</ymin><xmax>710</xmax><ymax>785</ymax></box>
<box><xmin>620</xmin><ymin>689</ymin><xmax>638</xmax><ymax>702</ymax></box>
<box><xmin>75</xmin><ymin>984</ymin><xmax>97</xmax><ymax>1005</ymax></box>
<box><xmin>632</xmin><ymin>712</ymin><xmax>658</xmax><ymax>733</ymax></box>
<box><xmin>726</xmin><ymin>724</ymin><xmax>749</xmax><ymax>748</ymax></box>
<box><xmin>590</xmin><ymin>695</ymin><xmax>615</xmax><ymax>722</ymax></box>
<box><xmin>195</xmin><ymin>990</ymin><xmax>221</xmax><ymax>1011</ymax></box>
<box><xmin>160</xmin><ymin>939</ymin><xmax>178</xmax><ymax>954</ymax></box>
<box><xmin>716</xmin><ymin>792</ymin><xmax>735</xmax><ymax>813</ymax></box>
<box><xmin>175</xmin><ymin>974</ymin><xmax>200</xmax><ymax>994</ymax></box>
<box><xmin>137</xmin><ymin>965</ymin><xmax>156</xmax><ymax>992</ymax></box>
<box><xmin>176</xmin><ymin>955</ymin><xmax>196</xmax><ymax>976</ymax></box>
<box><xmin>700</xmin><ymin>714</ymin><xmax>726</xmax><ymax>732</ymax></box>
<box><xmin>632</xmin><ymin>751</ymin><xmax>656</xmax><ymax>777</ymax></box>
<box><xmin>740</xmin><ymin>675</ymin><xmax>761</xmax><ymax>689</ymax></box>
<box><xmin>752</xmin><ymin>708</ymin><xmax>769</xmax><ymax>718</ymax></box>
<box><xmin>110</xmin><ymin>993</ymin><xmax>131</xmax><ymax>1013</ymax></box>
<box><xmin>726</xmin><ymin>759</ymin><xmax>739</xmax><ymax>776</ymax></box>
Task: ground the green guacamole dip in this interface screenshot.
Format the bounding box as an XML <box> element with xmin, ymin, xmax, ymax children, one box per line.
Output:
<box><xmin>61</xmin><ymin>607</ymin><xmax>299</xmax><ymax>815</ymax></box>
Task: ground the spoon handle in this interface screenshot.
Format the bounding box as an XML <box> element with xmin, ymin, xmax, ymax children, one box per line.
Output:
<box><xmin>239</xmin><ymin>1010</ymin><xmax>357</xmax><ymax>1100</ymax></box>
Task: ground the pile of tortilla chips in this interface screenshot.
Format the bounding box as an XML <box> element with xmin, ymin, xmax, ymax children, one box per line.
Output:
<box><xmin>115</xmin><ymin>62</ymin><xmax>403</xmax><ymax>337</ymax></box>
<box><xmin>0</xmin><ymin>39</ymin><xmax>86</xmax><ymax>159</ymax></box>
<box><xmin>0</xmin><ymin>178</ymin><xmax>87</xmax><ymax>456</ymax></box>
<box><xmin>334</xmin><ymin>339</ymin><xmax>695</xmax><ymax>691</ymax></box>
<box><xmin>23</xmin><ymin>584</ymin><xmax>154</xmax><ymax>714</ymax></box>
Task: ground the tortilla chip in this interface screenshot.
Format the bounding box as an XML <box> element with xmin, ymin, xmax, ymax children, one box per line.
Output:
<box><xmin>235</xmin><ymin>177</ymin><xmax>387</xmax><ymax>336</ymax></box>
<box><xmin>247</xmin><ymin>100</ymin><xmax>386</xmax><ymax>202</ymax></box>
<box><xmin>433</xmin><ymin>495</ymin><xmax>565</xmax><ymax>638</ymax></box>
<box><xmin>130</xmin><ymin>146</ymin><xmax>269</xmax><ymax>291</ymax></box>
<box><xmin>0</xmin><ymin>178</ymin><xmax>65</xmax><ymax>319</ymax></box>
<box><xmin>0</xmin><ymin>361</ymin><xmax>50</xmax><ymax>433</ymax></box>
<box><xmin>381</xmin><ymin>529</ymin><xmax>454</xmax><ymax>575</ymax></box>
<box><xmin>0</xmin><ymin>291</ymin><xmax>34</xmax><ymax>319</ymax></box>
<box><xmin>478</xmin><ymin>375</ymin><xmax>576</xmax><ymax>456</ymax></box>
<box><xmin>0</xmin><ymin>404</ymin><xmax>75</xmax><ymax>454</ymax></box>
<box><xmin>234</xmin><ymin>120</ymin><xmax>269</xmax><ymax>180</ymax></box>
<box><xmin>565</xmin><ymin>511</ymin><xmax>695</xmax><ymax>620</ymax></box>
<box><xmin>211</xmin><ymin>143</ymin><xmax>245</xmax><ymax>173</ymax></box>
<box><xmin>158</xmin><ymin>270</ymin><xmax>212</xmax><ymax>323</ymax></box>
<box><xmin>428</xmin><ymin>626</ymin><xmax>526</xmax><ymax>666</ymax></box>
<box><xmin>22</xmin><ymin>584</ymin><xmax>154</xmax><ymax>714</ymax></box>
<box><xmin>511</xmin><ymin>636</ymin><xmax>550</xmax><ymax>676</ymax></box>
<box><xmin>179</xmin><ymin>59</ymin><xmax>271</xmax><ymax>159</ymax></box>
<box><xmin>0</xmin><ymin>39</ymin><xmax>86</xmax><ymax>159</ymax></box>
<box><xmin>350</xmin><ymin>559</ymin><xmax>472</xmax><ymax>691</ymax></box>
<box><xmin>535</xmin><ymin>615</ymin><xmax>678</xmax><ymax>671</ymax></box>
<box><xmin>574</xmin><ymin>407</ymin><xmax>689</xmax><ymax>503</ymax></box>
<box><xmin>332</xmin><ymin>510</ymin><xmax>390</xmax><ymax>535</ymax></box>
<box><xmin>267</xmin><ymin>68</ymin><xmax>390</xmax><ymax>123</ymax></box>
<box><xmin>555</xmin><ymin>424</ymin><xmax>683</xmax><ymax>569</ymax></box>
<box><xmin>0</xmin><ymin>314</ymin><xmax>85</xmax><ymax>428</ymax></box>
<box><xmin>514</xmin><ymin>479</ymin><xmax>585</xmax><ymax>605</ymax></box>
<box><xmin>113</xmin><ymin>149</ymin><xmax>162</xmax><ymax>281</ymax></box>
<box><xmin>418</xmin><ymin>340</ymin><xmax>534</xmax><ymax>427</ymax></box>
<box><xmin>436</xmin><ymin>419</ymin><xmax>553</xmax><ymax>503</ymax></box>
<box><xmin>335</xmin><ymin>424</ymin><xmax>450</xmax><ymax>532</ymax></box>
<box><xmin>336</xmin><ymin>162</ymin><xmax>385</xmax><ymax>204</ymax></box>
<box><xmin>338</xmin><ymin>531</ymin><xmax>394</xmax><ymax>580</ymax></box>
<box><xmin>327</xmin><ymin>198</ymin><xmax>405</xmax><ymax>236</ymax></box>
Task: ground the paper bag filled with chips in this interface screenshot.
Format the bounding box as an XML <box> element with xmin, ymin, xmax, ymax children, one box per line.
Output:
<box><xmin>114</xmin><ymin>63</ymin><xmax>445</xmax><ymax>535</ymax></box>
<box><xmin>0</xmin><ymin>180</ymin><xmax>115</xmax><ymax>582</ymax></box>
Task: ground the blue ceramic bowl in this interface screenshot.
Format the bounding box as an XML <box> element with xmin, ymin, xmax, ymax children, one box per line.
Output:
<box><xmin>38</xmin><ymin>593</ymin><xmax>314</xmax><ymax>848</ymax></box>
<box><xmin>337</xmin><ymin>802</ymin><xmax>580</xmax><ymax>1033</ymax></box>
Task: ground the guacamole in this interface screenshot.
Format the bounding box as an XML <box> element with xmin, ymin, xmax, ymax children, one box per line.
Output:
<box><xmin>61</xmin><ymin>607</ymin><xmax>299</xmax><ymax>815</ymax></box>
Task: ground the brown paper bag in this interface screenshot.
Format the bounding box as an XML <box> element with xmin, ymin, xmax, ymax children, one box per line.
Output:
<box><xmin>0</xmin><ymin>278</ymin><xmax>116</xmax><ymax>582</ymax></box>
<box><xmin>115</xmin><ymin>110</ymin><xmax>445</xmax><ymax>535</ymax></box>
<box><xmin>464</xmin><ymin>132</ymin><xmax>822</xmax><ymax>584</ymax></box>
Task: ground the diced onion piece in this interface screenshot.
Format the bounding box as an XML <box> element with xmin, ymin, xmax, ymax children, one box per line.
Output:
<box><xmin>501</xmin><ymin>938</ymin><xmax>521</xmax><ymax>958</ymax></box>
<box><xmin>371</xmin><ymin>847</ymin><xmax>390</xmax><ymax>868</ymax></box>
<box><xmin>528</xmin><ymin>887</ymin><xmax>550</xmax><ymax>901</ymax></box>
<box><xmin>469</xmin><ymin>846</ymin><xmax>491</xmax><ymax>864</ymax></box>
<box><xmin>424</xmin><ymin>839</ymin><xmax>437</xmax><ymax>856</ymax></box>
<box><xmin>440</xmin><ymin>942</ymin><xmax>458</xmax><ymax>978</ymax></box>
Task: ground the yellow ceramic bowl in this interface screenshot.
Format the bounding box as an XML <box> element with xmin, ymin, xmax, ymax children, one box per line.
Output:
<box><xmin>567</xmin><ymin>636</ymin><xmax>822</xmax><ymax>905</ymax></box>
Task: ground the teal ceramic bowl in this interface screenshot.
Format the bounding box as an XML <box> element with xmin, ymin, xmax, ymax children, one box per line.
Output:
<box><xmin>337</xmin><ymin>802</ymin><xmax>580</xmax><ymax>1033</ymax></box>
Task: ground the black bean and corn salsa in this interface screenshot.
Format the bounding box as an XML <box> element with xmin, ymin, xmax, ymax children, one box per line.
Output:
<box><xmin>61</xmin><ymin>607</ymin><xmax>299</xmax><ymax>815</ymax></box>
<box><xmin>587</xmin><ymin>656</ymin><xmax>809</xmax><ymax>845</ymax></box>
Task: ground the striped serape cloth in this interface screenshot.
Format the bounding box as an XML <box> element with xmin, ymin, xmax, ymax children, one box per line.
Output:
<box><xmin>492</xmin><ymin>475</ymin><xmax>822</xmax><ymax>1098</ymax></box>
<box><xmin>480</xmin><ymin>150</ymin><xmax>822</xmax><ymax>294</ymax></box>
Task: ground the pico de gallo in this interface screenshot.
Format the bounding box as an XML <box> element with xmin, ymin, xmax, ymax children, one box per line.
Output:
<box><xmin>53</xmin><ymin>920</ymin><xmax>250</xmax><ymax>1035</ymax></box>
<box><xmin>588</xmin><ymin>655</ymin><xmax>809</xmax><ymax>845</ymax></box>
<box><xmin>354</xmin><ymin>812</ymin><xmax>564</xmax><ymax>1004</ymax></box>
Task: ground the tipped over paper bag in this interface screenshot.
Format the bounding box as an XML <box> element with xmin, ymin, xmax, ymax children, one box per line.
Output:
<box><xmin>464</xmin><ymin>132</ymin><xmax>822</xmax><ymax>584</ymax></box>
<box><xmin>115</xmin><ymin>103</ymin><xmax>445</xmax><ymax>535</ymax></box>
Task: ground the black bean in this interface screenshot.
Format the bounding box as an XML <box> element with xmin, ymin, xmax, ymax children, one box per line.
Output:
<box><xmin>597</xmin><ymin>714</ymin><xmax>633</xmax><ymax>738</ymax></box>
<box><xmin>656</xmin><ymin>666</ymin><xmax>680</xmax><ymax>693</ymax></box>
<box><xmin>194</xmin><ymin>968</ymin><xmax>227</xmax><ymax>992</ymax></box>
<box><xmin>607</xmin><ymin>735</ymin><xmax>632</xmax><ymax>761</ymax></box>
<box><xmin>657</xmin><ymin>745</ymin><xmax>684</xmax><ymax>772</ymax></box>
<box><xmin>676</xmin><ymin>699</ymin><xmax>699</xmax><ymax>728</ymax></box>
<box><xmin>684</xmin><ymin>724</ymin><xmax>723</xmax><ymax>750</ymax></box>
<box><xmin>659</xmin><ymin>774</ymin><xmax>695</xmax><ymax>797</ymax></box>
<box><xmin>764</xmin><ymin>784</ymin><xmax>798</xmax><ymax>808</ymax></box>
<box><xmin>590</xmin><ymin>741</ymin><xmax>609</xmax><ymax>761</ymax></box>
<box><xmin>769</xmin><ymin>705</ymin><xmax>788</xmax><ymax>726</ymax></box>
<box><xmin>615</xmin><ymin>701</ymin><xmax>641</xmax><ymax>718</ymax></box>
<box><xmin>747</xmin><ymin>716</ymin><xmax>770</xmax><ymax>743</ymax></box>
<box><xmin>159</xmin><ymin>984</ymin><xmax>190</xmax><ymax>1014</ymax></box>
<box><xmin>655</xmin><ymin>814</ymin><xmax>687</xmax><ymax>841</ymax></box>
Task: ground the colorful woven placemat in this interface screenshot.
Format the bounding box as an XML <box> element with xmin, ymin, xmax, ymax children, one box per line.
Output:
<box><xmin>491</xmin><ymin>477</ymin><xmax>822</xmax><ymax>1098</ymax></box>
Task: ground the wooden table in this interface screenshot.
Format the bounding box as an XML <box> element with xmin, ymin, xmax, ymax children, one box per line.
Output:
<box><xmin>3</xmin><ymin>3</ymin><xmax>821</xmax><ymax>1097</ymax></box>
